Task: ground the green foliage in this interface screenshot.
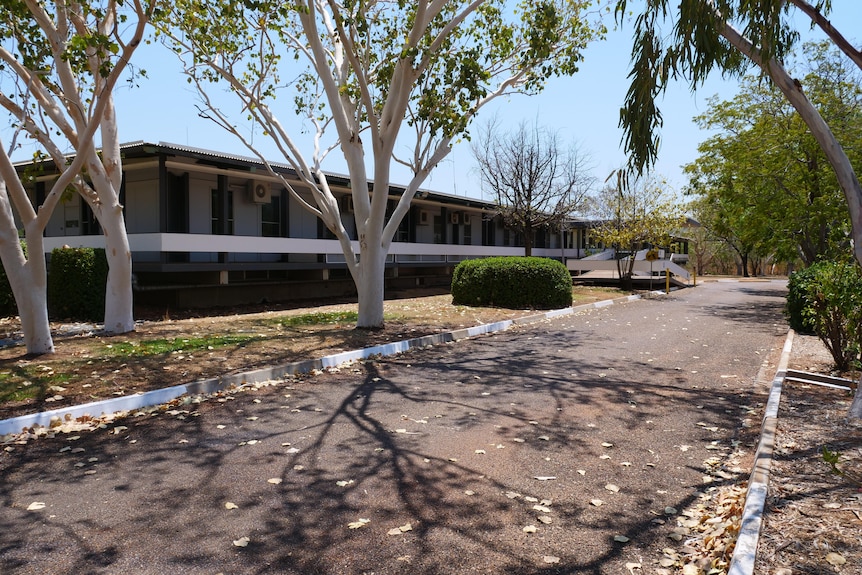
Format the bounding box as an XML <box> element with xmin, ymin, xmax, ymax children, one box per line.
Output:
<box><xmin>451</xmin><ymin>256</ymin><xmax>573</xmax><ymax>309</ymax></box>
<box><xmin>685</xmin><ymin>41</ymin><xmax>859</xmax><ymax>268</ymax></box>
<box><xmin>821</xmin><ymin>445</ymin><xmax>842</xmax><ymax>475</ymax></box>
<box><xmin>48</xmin><ymin>247</ymin><xmax>108</xmax><ymax>322</ymax></box>
<box><xmin>590</xmin><ymin>174</ymin><xmax>686</xmax><ymax>279</ymax></box>
<box><xmin>786</xmin><ymin>260</ymin><xmax>862</xmax><ymax>371</ymax></box>
<box><xmin>0</xmin><ymin>240</ymin><xmax>26</xmax><ymax>317</ymax></box>
<box><xmin>617</xmin><ymin>0</ymin><xmax>802</xmax><ymax>177</ymax></box>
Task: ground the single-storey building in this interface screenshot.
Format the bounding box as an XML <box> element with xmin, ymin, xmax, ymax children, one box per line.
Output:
<box><xmin>22</xmin><ymin>142</ymin><xmax>608</xmax><ymax>308</ymax></box>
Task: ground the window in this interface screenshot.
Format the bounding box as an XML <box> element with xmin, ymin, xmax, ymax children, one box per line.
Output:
<box><xmin>433</xmin><ymin>215</ymin><xmax>443</xmax><ymax>244</ymax></box>
<box><xmin>482</xmin><ymin>217</ymin><xmax>495</xmax><ymax>246</ymax></box>
<box><xmin>211</xmin><ymin>189</ymin><xmax>234</xmax><ymax>235</ymax></box>
<box><xmin>81</xmin><ymin>201</ymin><xmax>101</xmax><ymax>236</ymax></box>
<box><xmin>261</xmin><ymin>194</ymin><xmax>282</xmax><ymax>237</ymax></box>
<box><xmin>463</xmin><ymin>220</ymin><xmax>472</xmax><ymax>245</ymax></box>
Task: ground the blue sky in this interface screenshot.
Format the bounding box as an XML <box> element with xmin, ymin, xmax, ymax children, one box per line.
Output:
<box><xmin>12</xmin><ymin>3</ymin><xmax>862</xmax><ymax>201</ymax></box>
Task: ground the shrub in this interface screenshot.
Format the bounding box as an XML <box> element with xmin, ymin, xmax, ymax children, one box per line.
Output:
<box><xmin>451</xmin><ymin>256</ymin><xmax>572</xmax><ymax>309</ymax></box>
<box><xmin>785</xmin><ymin>265</ymin><xmax>817</xmax><ymax>333</ymax></box>
<box><xmin>787</xmin><ymin>260</ymin><xmax>862</xmax><ymax>371</ymax></box>
<box><xmin>0</xmin><ymin>240</ymin><xmax>26</xmax><ymax>317</ymax></box>
<box><xmin>48</xmin><ymin>247</ymin><xmax>108</xmax><ymax>322</ymax></box>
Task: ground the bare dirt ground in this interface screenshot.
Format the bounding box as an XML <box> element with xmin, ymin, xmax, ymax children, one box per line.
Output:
<box><xmin>755</xmin><ymin>333</ymin><xmax>862</xmax><ymax>575</ymax></box>
<box><xmin>0</xmin><ymin>287</ymin><xmax>621</xmax><ymax>422</ymax></box>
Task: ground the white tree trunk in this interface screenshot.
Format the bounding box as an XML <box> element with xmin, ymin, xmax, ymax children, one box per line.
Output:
<box><xmin>100</xmin><ymin>206</ymin><xmax>134</xmax><ymax>333</ymax></box>
<box><xmin>355</xmin><ymin>236</ymin><xmax>387</xmax><ymax>329</ymax></box>
<box><xmin>0</xmin><ymin>183</ymin><xmax>53</xmax><ymax>354</ymax></box>
<box><xmin>16</xmin><ymin>234</ymin><xmax>53</xmax><ymax>355</ymax></box>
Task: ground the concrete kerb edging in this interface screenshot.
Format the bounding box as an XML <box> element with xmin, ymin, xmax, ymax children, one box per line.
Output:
<box><xmin>728</xmin><ymin>329</ymin><xmax>795</xmax><ymax>575</ymax></box>
<box><xmin>0</xmin><ymin>291</ymin><xmax>666</xmax><ymax>437</ymax></box>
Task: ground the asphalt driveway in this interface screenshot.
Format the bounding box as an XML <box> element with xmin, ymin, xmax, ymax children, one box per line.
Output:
<box><xmin>0</xmin><ymin>280</ymin><xmax>789</xmax><ymax>574</ymax></box>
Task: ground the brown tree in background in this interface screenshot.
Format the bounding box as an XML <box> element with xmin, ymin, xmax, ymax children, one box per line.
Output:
<box><xmin>472</xmin><ymin>120</ymin><xmax>594</xmax><ymax>256</ymax></box>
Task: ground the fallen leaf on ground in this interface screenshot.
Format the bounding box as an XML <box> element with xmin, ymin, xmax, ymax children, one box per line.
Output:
<box><xmin>348</xmin><ymin>518</ymin><xmax>371</xmax><ymax>529</ymax></box>
<box><xmin>543</xmin><ymin>556</ymin><xmax>560</xmax><ymax>564</ymax></box>
<box><xmin>534</xmin><ymin>476</ymin><xmax>556</xmax><ymax>481</ymax></box>
<box><xmin>267</xmin><ymin>478</ymin><xmax>282</xmax><ymax>485</ymax></box>
<box><xmin>523</xmin><ymin>525</ymin><xmax>537</xmax><ymax>533</ymax></box>
<box><xmin>224</xmin><ymin>502</ymin><xmax>239</xmax><ymax>510</ymax></box>
<box><xmin>626</xmin><ymin>562</ymin><xmax>642</xmax><ymax>574</ymax></box>
<box><xmin>538</xmin><ymin>516</ymin><xmax>552</xmax><ymax>524</ymax></box>
<box><xmin>591</xmin><ymin>499</ymin><xmax>605</xmax><ymax>507</ymax></box>
<box><xmin>233</xmin><ymin>536</ymin><xmax>250</xmax><ymax>547</ymax></box>
<box><xmin>614</xmin><ymin>535</ymin><xmax>630</xmax><ymax>543</ymax></box>
<box><xmin>533</xmin><ymin>505</ymin><xmax>551</xmax><ymax>513</ymax></box>
<box><xmin>825</xmin><ymin>552</ymin><xmax>846</xmax><ymax>566</ymax></box>
<box><xmin>27</xmin><ymin>502</ymin><xmax>46</xmax><ymax>511</ymax></box>
<box><xmin>605</xmin><ymin>484</ymin><xmax>620</xmax><ymax>493</ymax></box>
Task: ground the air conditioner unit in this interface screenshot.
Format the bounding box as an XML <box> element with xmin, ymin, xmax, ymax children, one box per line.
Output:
<box><xmin>419</xmin><ymin>210</ymin><xmax>430</xmax><ymax>225</ymax></box>
<box><xmin>340</xmin><ymin>195</ymin><xmax>355</xmax><ymax>213</ymax></box>
<box><xmin>248</xmin><ymin>180</ymin><xmax>271</xmax><ymax>204</ymax></box>
<box><xmin>449</xmin><ymin>212</ymin><xmax>460</xmax><ymax>225</ymax></box>
<box><xmin>462</xmin><ymin>214</ymin><xmax>472</xmax><ymax>226</ymax></box>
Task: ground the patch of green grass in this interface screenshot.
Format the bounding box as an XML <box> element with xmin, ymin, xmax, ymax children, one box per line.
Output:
<box><xmin>261</xmin><ymin>310</ymin><xmax>401</xmax><ymax>328</ymax></box>
<box><xmin>105</xmin><ymin>334</ymin><xmax>261</xmax><ymax>357</ymax></box>
<box><xmin>262</xmin><ymin>311</ymin><xmax>359</xmax><ymax>328</ymax></box>
<box><xmin>0</xmin><ymin>370</ymin><xmax>72</xmax><ymax>403</ymax></box>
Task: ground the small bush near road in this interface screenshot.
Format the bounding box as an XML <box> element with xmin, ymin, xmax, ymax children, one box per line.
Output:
<box><xmin>48</xmin><ymin>247</ymin><xmax>108</xmax><ymax>322</ymax></box>
<box><xmin>451</xmin><ymin>257</ymin><xmax>573</xmax><ymax>309</ymax></box>
<box><xmin>786</xmin><ymin>260</ymin><xmax>862</xmax><ymax>371</ymax></box>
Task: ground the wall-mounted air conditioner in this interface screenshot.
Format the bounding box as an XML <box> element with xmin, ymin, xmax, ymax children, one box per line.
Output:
<box><xmin>462</xmin><ymin>214</ymin><xmax>472</xmax><ymax>226</ymax></box>
<box><xmin>419</xmin><ymin>210</ymin><xmax>430</xmax><ymax>225</ymax></box>
<box><xmin>248</xmin><ymin>180</ymin><xmax>271</xmax><ymax>204</ymax></box>
<box><xmin>449</xmin><ymin>212</ymin><xmax>460</xmax><ymax>224</ymax></box>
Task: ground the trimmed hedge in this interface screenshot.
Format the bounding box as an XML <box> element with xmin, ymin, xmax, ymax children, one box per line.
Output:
<box><xmin>0</xmin><ymin>241</ymin><xmax>25</xmax><ymax>317</ymax></box>
<box><xmin>451</xmin><ymin>256</ymin><xmax>573</xmax><ymax>309</ymax></box>
<box><xmin>786</xmin><ymin>260</ymin><xmax>862</xmax><ymax>371</ymax></box>
<box><xmin>48</xmin><ymin>247</ymin><xmax>108</xmax><ymax>322</ymax></box>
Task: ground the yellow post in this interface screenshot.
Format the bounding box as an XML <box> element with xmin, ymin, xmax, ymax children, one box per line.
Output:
<box><xmin>665</xmin><ymin>269</ymin><xmax>670</xmax><ymax>294</ymax></box>
<box><xmin>693</xmin><ymin>269</ymin><xmax>697</xmax><ymax>286</ymax></box>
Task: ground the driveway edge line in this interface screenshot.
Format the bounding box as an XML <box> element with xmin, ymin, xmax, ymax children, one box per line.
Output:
<box><xmin>0</xmin><ymin>293</ymin><xmax>649</xmax><ymax>438</ymax></box>
<box><xmin>728</xmin><ymin>329</ymin><xmax>794</xmax><ymax>575</ymax></box>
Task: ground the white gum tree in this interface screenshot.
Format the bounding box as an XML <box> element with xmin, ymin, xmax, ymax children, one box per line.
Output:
<box><xmin>159</xmin><ymin>0</ymin><xmax>606</xmax><ymax>329</ymax></box>
<box><xmin>616</xmin><ymin>0</ymin><xmax>862</xmax><ymax>417</ymax></box>
<box><xmin>0</xmin><ymin>0</ymin><xmax>155</xmax><ymax>350</ymax></box>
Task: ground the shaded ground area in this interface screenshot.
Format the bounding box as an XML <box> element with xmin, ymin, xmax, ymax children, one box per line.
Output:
<box><xmin>0</xmin><ymin>287</ymin><xmax>622</xmax><ymax>421</ymax></box>
<box><xmin>755</xmin><ymin>334</ymin><xmax>862</xmax><ymax>574</ymax></box>
<box><xmin>0</xmin><ymin>281</ymin><xmax>790</xmax><ymax>574</ymax></box>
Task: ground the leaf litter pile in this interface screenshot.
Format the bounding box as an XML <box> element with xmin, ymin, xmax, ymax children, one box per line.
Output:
<box><xmin>755</xmin><ymin>334</ymin><xmax>862</xmax><ymax>575</ymax></box>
